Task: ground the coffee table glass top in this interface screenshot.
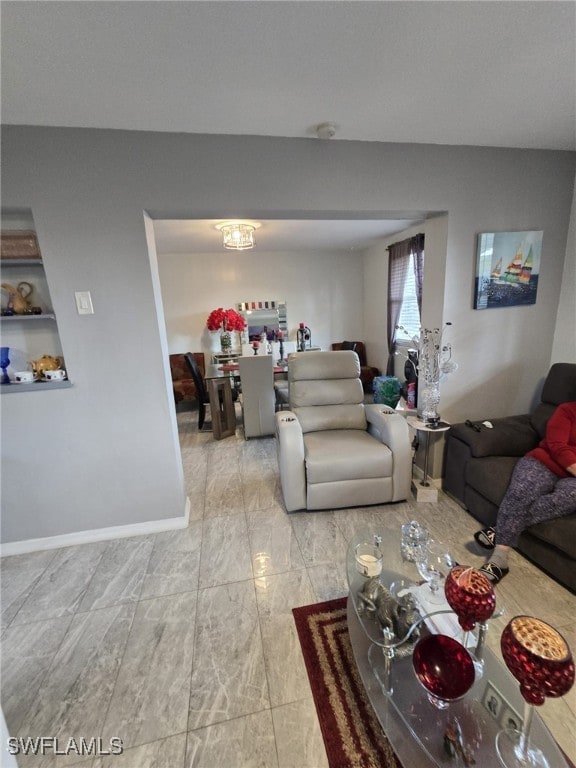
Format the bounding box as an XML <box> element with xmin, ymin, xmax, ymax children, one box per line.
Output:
<box><xmin>345</xmin><ymin>527</ymin><xmax>570</xmax><ymax>768</ymax></box>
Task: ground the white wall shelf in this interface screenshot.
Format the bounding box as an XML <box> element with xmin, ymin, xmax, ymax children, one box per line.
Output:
<box><xmin>1</xmin><ymin>381</ymin><xmax>72</xmax><ymax>394</ymax></box>
<box><xmin>1</xmin><ymin>258</ymin><xmax>43</xmax><ymax>267</ymax></box>
<box><xmin>1</xmin><ymin>313</ymin><xmax>56</xmax><ymax>321</ymax></box>
<box><xmin>1</xmin><ymin>225</ymin><xmax>66</xmax><ymax>388</ymax></box>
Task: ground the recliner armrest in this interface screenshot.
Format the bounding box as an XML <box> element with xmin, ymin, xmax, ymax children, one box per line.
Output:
<box><xmin>275</xmin><ymin>411</ymin><xmax>307</xmax><ymax>512</ymax></box>
<box><xmin>365</xmin><ymin>405</ymin><xmax>412</xmax><ymax>500</ymax></box>
<box><xmin>448</xmin><ymin>414</ymin><xmax>538</xmax><ymax>458</ymax></box>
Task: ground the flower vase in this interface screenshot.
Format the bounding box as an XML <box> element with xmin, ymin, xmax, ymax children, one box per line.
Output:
<box><xmin>419</xmin><ymin>383</ymin><xmax>441</xmax><ymax>424</ymax></box>
<box><xmin>220</xmin><ymin>331</ymin><xmax>232</xmax><ymax>354</ymax></box>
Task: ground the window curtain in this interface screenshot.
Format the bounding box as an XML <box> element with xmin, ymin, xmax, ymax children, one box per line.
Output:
<box><xmin>386</xmin><ymin>234</ymin><xmax>425</xmax><ymax>375</ymax></box>
<box><xmin>412</xmin><ymin>233</ymin><xmax>425</xmax><ymax>315</ymax></box>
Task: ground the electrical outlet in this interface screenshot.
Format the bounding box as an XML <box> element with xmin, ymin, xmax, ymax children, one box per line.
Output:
<box><xmin>481</xmin><ymin>681</ymin><xmax>504</xmax><ymax>722</ymax></box>
<box><xmin>500</xmin><ymin>704</ymin><xmax>523</xmax><ymax>733</ymax></box>
<box><xmin>482</xmin><ymin>681</ymin><xmax>523</xmax><ymax>731</ymax></box>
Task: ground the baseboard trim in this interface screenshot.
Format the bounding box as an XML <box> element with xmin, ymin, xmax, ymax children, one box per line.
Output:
<box><xmin>0</xmin><ymin>497</ymin><xmax>191</xmax><ymax>557</ymax></box>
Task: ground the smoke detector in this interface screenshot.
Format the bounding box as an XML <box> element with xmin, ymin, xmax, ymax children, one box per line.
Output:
<box><xmin>316</xmin><ymin>122</ymin><xmax>338</xmax><ymax>140</ymax></box>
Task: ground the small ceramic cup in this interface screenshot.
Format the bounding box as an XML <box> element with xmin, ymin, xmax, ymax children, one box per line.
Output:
<box><xmin>44</xmin><ymin>369</ymin><xmax>66</xmax><ymax>381</ymax></box>
<box><xmin>14</xmin><ymin>371</ymin><xmax>35</xmax><ymax>383</ymax></box>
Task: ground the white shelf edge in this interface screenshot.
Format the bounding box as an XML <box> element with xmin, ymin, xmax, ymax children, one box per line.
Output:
<box><xmin>1</xmin><ymin>313</ymin><xmax>56</xmax><ymax>321</ymax></box>
<box><xmin>0</xmin><ymin>259</ymin><xmax>44</xmax><ymax>267</ymax></box>
<box><xmin>1</xmin><ymin>380</ymin><xmax>72</xmax><ymax>393</ymax></box>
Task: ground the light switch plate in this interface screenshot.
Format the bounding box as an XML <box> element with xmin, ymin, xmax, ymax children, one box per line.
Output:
<box><xmin>75</xmin><ymin>291</ymin><xmax>94</xmax><ymax>315</ymax></box>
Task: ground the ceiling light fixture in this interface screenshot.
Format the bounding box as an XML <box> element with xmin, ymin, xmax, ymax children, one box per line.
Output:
<box><xmin>215</xmin><ymin>222</ymin><xmax>256</xmax><ymax>250</ymax></box>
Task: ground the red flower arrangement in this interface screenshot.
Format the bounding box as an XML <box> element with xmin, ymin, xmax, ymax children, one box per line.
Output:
<box><xmin>206</xmin><ymin>307</ymin><xmax>246</xmax><ymax>332</ymax></box>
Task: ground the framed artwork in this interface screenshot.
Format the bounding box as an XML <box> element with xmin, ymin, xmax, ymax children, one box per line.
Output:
<box><xmin>474</xmin><ymin>230</ymin><xmax>543</xmax><ymax>310</ymax></box>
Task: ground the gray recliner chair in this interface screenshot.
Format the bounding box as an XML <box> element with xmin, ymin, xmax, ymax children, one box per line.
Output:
<box><xmin>275</xmin><ymin>351</ymin><xmax>412</xmax><ymax>512</ymax></box>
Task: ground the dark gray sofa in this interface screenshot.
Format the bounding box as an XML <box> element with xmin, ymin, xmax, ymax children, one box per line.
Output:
<box><xmin>443</xmin><ymin>362</ymin><xmax>576</xmax><ymax>593</ymax></box>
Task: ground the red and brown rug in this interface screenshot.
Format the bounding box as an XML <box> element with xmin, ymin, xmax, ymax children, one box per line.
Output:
<box><xmin>293</xmin><ymin>596</ymin><xmax>402</xmax><ymax>768</ymax></box>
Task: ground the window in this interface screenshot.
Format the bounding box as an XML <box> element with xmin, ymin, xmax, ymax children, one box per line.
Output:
<box><xmin>395</xmin><ymin>254</ymin><xmax>421</xmax><ymax>342</ymax></box>
<box><xmin>386</xmin><ymin>233</ymin><xmax>424</xmax><ymax>375</ymax></box>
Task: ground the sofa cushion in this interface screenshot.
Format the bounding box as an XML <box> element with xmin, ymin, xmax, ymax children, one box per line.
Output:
<box><xmin>291</xmin><ymin>378</ymin><xmax>362</xmax><ymax>407</ymax></box>
<box><xmin>449</xmin><ymin>415</ymin><xmax>537</xmax><ymax>458</ymax></box>
<box><xmin>295</xmin><ymin>403</ymin><xmax>367</xmax><ymax>433</ymax></box>
<box><xmin>530</xmin><ymin>362</ymin><xmax>576</xmax><ymax>438</ymax></box>
<box><xmin>530</xmin><ymin>402</ymin><xmax>559</xmax><ymax>440</ymax></box>
<box><xmin>465</xmin><ymin>456</ymin><xmax>519</xmax><ymax>507</ymax></box>
<box><xmin>290</xmin><ymin>350</ymin><xmax>360</xmax><ymax>381</ymax></box>
<box><xmin>527</xmin><ymin>514</ymin><xmax>576</xmax><ymax>559</ymax></box>
<box><xmin>540</xmin><ymin>362</ymin><xmax>576</xmax><ymax>405</ymax></box>
<box><xmin>304</xmin><ymin>429</ymin><xmax>393</xmax><ymax>483</ymax></box>
<box><xmin>289</xmin><ymin>351</ymin><xmax>366</xmax><ymax>432</ymax></box>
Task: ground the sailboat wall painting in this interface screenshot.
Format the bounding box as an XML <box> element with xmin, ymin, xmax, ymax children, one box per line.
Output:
<box><xmin>474</xmin><ymin>230</ymin><xmax>543</xmax><ymax>310</ymax></box>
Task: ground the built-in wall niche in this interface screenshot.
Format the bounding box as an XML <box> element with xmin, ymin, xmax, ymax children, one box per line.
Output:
<box><xmin>237</xmin><ymin>300</ymin><xmax>287</xmax><ymax>342</ymax></box>
<box><xmin>1</xmin><ymin>208</ymin><xmax>69</xmax><ymax>392</ymax></box>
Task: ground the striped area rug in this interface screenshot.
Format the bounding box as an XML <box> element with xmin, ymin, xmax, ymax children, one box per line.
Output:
<box><xmin>292</xmin><ymin>597</ymin><xmax>402</xmax><ymax>768</ymax></box>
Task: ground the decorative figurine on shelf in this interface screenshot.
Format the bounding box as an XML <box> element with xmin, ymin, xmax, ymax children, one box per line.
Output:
<box><xmin>252</xmin><ymin>340</ymin><xmax>259</xmax><ymax>355</ymax></box>
<box><xmin>0</xmin><ymin>347</ymin><xmax>11</xmax><ymax>384</ymax></box>
<box><xmin>1</xmin><ymin>281</ymin><xmax>33</xmax><ymax>315</ymax></box>
<box><xmin>31</xmin><ymin>355</ymin><xmax>63</xmax><ymax>380</ymax></box>
<box><xmin>297</xmin><ymin>322</ymin><xmax>311</xmax><ymax>352</ymax></box>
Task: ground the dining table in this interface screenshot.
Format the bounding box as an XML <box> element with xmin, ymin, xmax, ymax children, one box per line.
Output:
<box><xmin>204</xmin><ymin>361</ymin><xmax>287</xmax><ymax>379</ymax></box>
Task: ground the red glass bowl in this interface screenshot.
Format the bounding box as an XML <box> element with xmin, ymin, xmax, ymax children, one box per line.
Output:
<box><xmin>413</xmin><ymin>634</ymin><xmax>475</xmax><ymax>703</ymax></box>
<box><xmin>500</xmin><ymin>616</ymin><xmax>575</xmax><ymax>706</ymax></box>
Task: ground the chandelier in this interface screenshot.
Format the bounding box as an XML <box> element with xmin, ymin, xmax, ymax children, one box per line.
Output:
<box><xmin>216</xmin><ymin>222</ymin><xmax>256</xmax><ymax>251</ymax></box>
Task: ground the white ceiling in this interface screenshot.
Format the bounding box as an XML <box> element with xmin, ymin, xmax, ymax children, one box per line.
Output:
<box><xmin>152</xmin><ymin>217</ymin><xmax>423</xmax><ymax>253</ymax></box>
<box><xmin>2</xmin><ymin>1</ymin><xmax>574</xmax><ymax>253</ymax></box>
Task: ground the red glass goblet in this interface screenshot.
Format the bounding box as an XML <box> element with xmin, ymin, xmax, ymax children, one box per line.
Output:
<box><xmin>496</xmin><ymin>616</ymin><xmax>575</xmax><ymax>768</ymax></box>
<box><xmin>412</xmin><ymin>633</ymin><xmax>475</xmax><ymax>710</ymax></box>
<box><xmin>445</xmin><ymin>566</ymin><xmax>496</xmax><ymax>632</ymax></box>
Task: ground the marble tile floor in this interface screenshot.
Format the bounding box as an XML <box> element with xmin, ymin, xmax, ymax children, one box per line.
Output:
<box><xmin>1</xmin><ymin>407</ymin><xmax>575</xmax><ymax>768</ymax></box>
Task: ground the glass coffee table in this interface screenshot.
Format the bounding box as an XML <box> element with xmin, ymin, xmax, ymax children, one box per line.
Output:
<box><xmin>346</xmin><ymin>527</ymin><xmax>570</xmax><ymax>767</ymax></box>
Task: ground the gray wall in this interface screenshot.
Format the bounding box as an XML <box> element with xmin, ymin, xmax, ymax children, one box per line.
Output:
<box><xmin>552</xmin><ymin>176</ymin><xmax>576</xmax><ymax>363</ymax></box>
<box><xmin>1</xmin><ymin>126</ymin><xmax>574</xmax><ymax>545</ymax></box>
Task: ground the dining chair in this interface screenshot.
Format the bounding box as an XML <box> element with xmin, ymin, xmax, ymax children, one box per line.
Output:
<box><xmin>184</xmin><ymin>352</ymin><xmax>240</xmax><ymax>431</ymax></box>
<box><xmin>169</xmin><ymin>352</ymin><xmax>204</xmax><ymax>406</ymax></box>
<box><xmin>183</xmin><ymin>352</ymin><xmax>211</xmax><ymax>429</ymax></box>
<box><xmin>237</xmin><ymin>355</ymin><xmax>276</xmax><ymax>438</ymax></box>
